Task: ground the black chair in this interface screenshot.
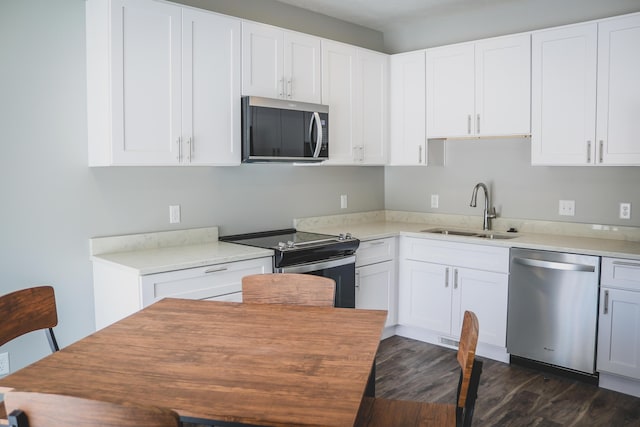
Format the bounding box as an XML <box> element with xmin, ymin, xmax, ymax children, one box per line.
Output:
<box><xmin>5</xmin><ymin>391</ymin><xmax>180</xmax><ymax>427</ymax></box>
<box><xmin>355</xmin><ymin>310</ymin><xmax>483</xmax><ymax>427</ymax></box>
<box><xmin>0</xmin><ymin>286</ymin><xmax>59</xmax><ymax>352</ymax></box>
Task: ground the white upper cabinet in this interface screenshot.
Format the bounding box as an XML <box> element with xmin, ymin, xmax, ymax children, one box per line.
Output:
<box><xmin>475</xmin><ymin>35</ymin><xmax>531</xmax><ymax>136</ymax></box>
<box><xmin>322</xmin><ymin>41</ymin><xmax>389</xmax><ymax>165</ymax></box>
<box><xmin>389</xmin><ymin>51</ymin><xmax>427</xmax><ymax>165</ymax></box>
<box><xmin>86</xmin><ymin>0</ymin><xmax>241</xmax><ymax>166</ymax></box>
<box><xmin>532</xmin><ymin>14</ymin><xmax>640</xmax><ymax>166</ymax></box>
<box><xmin>242</xmin><ymin>22</ymin><xmax>322</xmax><ymax>104</ymax></box>
<box><xmin>596</xmin><ymin>14</ymin><xmax>640</xmax><ymax>165</ymax></box>
<box><xmin>426</xmin><ymin>34</ymin><xmax>531</xmax><ymax>139</ymax></box>
<box><xmin>531</xmin><ymin>23</ymin><xmax>598</xmax><ymax>165</ymax></box>
<box><xmin>355</xmin><ymin>49</ymin><xmax>389</xmax><ymax>165</ymax></box>
<box><xmin>426</xmin><ymin>43</ymin><xmax>475</xmax><ymax>138</ymax></box>
<box><xmin>183</xmin><ymin>9</ymin><xmax>242</xmax><ymax>165</ymax></box>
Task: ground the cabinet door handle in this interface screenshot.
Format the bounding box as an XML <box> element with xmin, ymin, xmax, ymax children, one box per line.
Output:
<box><xmin>603</xmin><ymin>290</ymin><xmax>609</xmax><ymax>315</ymax></box>
<box><xmin>418</xmin><ymin>145</ymin><xmax>423</xmax><ymax>164</ymax></box>
<box><xmin>355</xmin><ymin>270</ymin><xmax>360</xmax><ymax>289</ymax></box>
<box><xmin>176</xmin><ymin>137</ymin><xmax>182</xmax><ymax>162</ymax></box>
<box><xmin>287</xmin><ymin>79</ymin><xmax>292</xmax><ymax>98</ymax></box>
<box><xmin>599</xmin><ymin>140</ymin><xmax>604</xmax><ymax>163</ymax></box>
<box><xmin>368</xmin><ymin>240</ymin><xmax>386</xmax><ymax>246</ymax></box>
<box><xmin>445</xmin><ymin>267</ymin><xmax>449</xmax><ymax>287</ymax></box>
<box><xmin>586</xmin><ymin>141</ymin><xmax>591</xmax><ymax>163</ymax></box>
<box><xmin>204</xmin><ymin>266</ymin><xmax>228</xmax><ymax>274</ymax></box>
<box><xmin>477</xmin><ymin>114</ymin><xmax>480</xmax><ymax>134</ymax></box>
<box><xmin>279</xmin><ymin>77</ymin><xmax>284</xmax><ymax>97</ymax></box>
<box><xmin>467</xmin><ymin>115</ymin><xmax>471</xmax><ymax>134</ymax></box>
<box><xmin>187</xmin><ymin>136</ymin><xmax>192</xmax><ymax>162</ymax></box>
<box><xmin>454</xmin><ymin>269</ymin><xmax>458</xmax><ymax>289</ymax></box>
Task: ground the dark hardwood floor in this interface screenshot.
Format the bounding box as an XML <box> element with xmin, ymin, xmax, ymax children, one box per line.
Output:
<box><xmin>376</xmin><ymin>336</ymin><xmax>640</xmax><ymax>426</ymax></box>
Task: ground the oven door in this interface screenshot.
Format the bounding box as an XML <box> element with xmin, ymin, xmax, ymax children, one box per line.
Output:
<box><xmin>276</xmin><ymin>255</ymin><xmax>355</xmax><ymax>308</ymax></box>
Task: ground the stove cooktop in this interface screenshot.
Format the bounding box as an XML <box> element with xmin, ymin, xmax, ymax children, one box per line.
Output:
<box><xmin>220</xmin><ymin>229</ymin><xmax>359</xmax><ymax>268</ymax></box>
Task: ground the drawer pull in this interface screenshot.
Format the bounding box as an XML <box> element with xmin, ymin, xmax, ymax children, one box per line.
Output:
<box><xmin>445</xmin><ymin>267</ymin><xmax>449</xmax><ymax>288</ymax></box>
<box><xmin>204</xmin><ymin>266</ymin><xmax>228</xmax><ymax>274</ymax></box>
<box><xmin>603</xmin><ymin>290</ymin><xmax>609</xmax><ymax>315</ymax></box>
<box><xmin>368</xmin><ymin>241</ymin><xmax>386</xmax><ymax>246</ymax></box>
<box><xmin>611</xmin><ymin>261</ymin><xmax>640</xmax><ymax>269</ymax></box>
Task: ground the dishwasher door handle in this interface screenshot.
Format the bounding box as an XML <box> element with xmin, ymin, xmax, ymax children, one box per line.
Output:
<box><xmin>512</xmin><ymin>257</ymin><xmax>595</xmax><ymax>272</ymax></box>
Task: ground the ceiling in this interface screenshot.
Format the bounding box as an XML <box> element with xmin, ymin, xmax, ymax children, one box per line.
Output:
<box><xmin>274</xmin><ymin>0</ymin><xmax>520</xmax><ymax>32</ymax></box>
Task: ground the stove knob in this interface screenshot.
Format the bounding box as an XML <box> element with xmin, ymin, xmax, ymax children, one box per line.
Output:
<box><xmin>345</xmin><ymin>233</ymin><xmax>352</xmax><ymax>239</ymax></box>
<box><xmin>287</xmin><ymin>240</ymin><xmax>295</xmax><ymax>248</ymax></box>
<box><xmin>278</xmin><ymin>242</ymin><xmax>287</xmax><ymax>250</ymax></box>
<box><xmin>338</xmin><ymin>233</ymin><xmax>345</xmax><ymax>240</ymax></box>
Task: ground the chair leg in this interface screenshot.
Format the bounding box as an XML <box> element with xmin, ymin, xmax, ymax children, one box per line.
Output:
<box><xmin>8</xmin><ymin>409</ymin><xmax>30</xmax><ymax>427</ymax></box>
<box><xmin>46</xmin><ymin>328</ymin><xmax>59</xmax><ymax>352</ymax></box>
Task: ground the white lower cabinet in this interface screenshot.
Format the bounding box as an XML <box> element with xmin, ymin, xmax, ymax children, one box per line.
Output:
<box><xmin>355</xmin><ymin>238</ymin><xmax>397</xmax><ymax>328</ymax></box>
<box><xmin>93</xmin><ymin>256</ymin><xmax>272</xmax><ymax>329</ymax></box>
<box><xmin>398</xmin><ymin>237</ymin><xmax>509</xmax><ymax>350</ymax></box>
<box><xmin>597</xmin><ymin>257</ymin><xmax>640</xmax><ymax>385</ymax></box>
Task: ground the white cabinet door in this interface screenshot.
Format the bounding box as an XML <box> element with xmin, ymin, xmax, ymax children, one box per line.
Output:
<box><xmin>356</xmin><ymin>49</ymin><xmax>389</xmax><ymax>165</ymax></box>
<box><xmin>242</xmin><ymin>22</ymin><xmax>321</xmax><ymax>103</ymax></box>
<box><xmin>398</xmin><ymin>259</ymin><xmax>451</xmax><ymax>334</ymax></box>
<box><xmin>596</xmin><ymin>14</ymin><xmax>640</xmax><ymax>165</ymax></box>
<box><xmin>426</xmin><ymin>43</ymin><xmax>475</xmax><ymax>138</ymax></box>
<box><xmin>597</xmin><ymin>287</ymin><xmax>640</xmax><ymax>379</ymax></box>
<box><xmin>322</xmin><ymin>40</ymin><xmax>358</xmax><ymax>164</ymax></box>
<box><xmin>475</xmin><ymin>34</ymin><xmax>531</xmax><ymax>136</ymax></box>
<box><xmin>531</xmin><ymin>23</ymin><xmax>598</xmax><ymax>165</ymax></box>
<box><xmin>183</xmin><ymin>9</ymin><xmax>241</xmax><ymax>165</ymax></box>
<box><xmin>452</xmin><ymin>267</ymin><xmax>508</xmax><ymax>347</ymax></box>
<box><xmin>284</xmin><ymin>31</ymin><xmax>322</xmax><ymax>103</ymax></box>
<box><xmin>356</xmin><ymin>260</ymin><xmax>396</xmax><ymax>327</ymax></box>
<box><xmin>241</xmin><ymin>22</ymin><xmax>284</xmax><ymax>99</ymax></box>
<box><xmin>389</xmin><ymin>51</ymin><xmax>426</xmax><ymax>165</ymax></box>
<box><xmin>110</xmin><ymin>0</ymin><xmax>182</xmax><ymax>165</ymax></box>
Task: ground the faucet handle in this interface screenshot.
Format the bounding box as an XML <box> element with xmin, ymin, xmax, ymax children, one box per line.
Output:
<box><xmin>487</xmin><ymin>206</ymin><xmax>497</xmax><ymax>219</ymax></box>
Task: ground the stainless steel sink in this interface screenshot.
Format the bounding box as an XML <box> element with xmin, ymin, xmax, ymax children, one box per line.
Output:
<box><xmin>420</xmin><ymin>228</ymin><xmax>517</xmax><ymax>239</ymax></box>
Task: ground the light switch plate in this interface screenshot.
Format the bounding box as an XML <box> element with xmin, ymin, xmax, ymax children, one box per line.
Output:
<box><xmin>431</xmin><ymin>194</ymin><xmax>439</xmax><ymax>209</ymax></box>
<box><xmin>340</xmin><ymin>195</ymin><xmax>348</xmax><ymax>209</ymax></box>
<box><xmin>169</xmin><ymin>205</ymin><xmax>181</xmax><ymax>224</ymax></box>
<box><xmin>559</xmin><ymin>200</ymin><xmax>575</xmax><ymax>216</ymax></box>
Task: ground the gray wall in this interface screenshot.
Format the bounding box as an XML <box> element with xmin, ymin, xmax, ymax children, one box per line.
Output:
<box><xmin>0</xmin><ymin>0</ymin><xmax>384</xmax><ymax>372</ymax></box>
<box><xmin>383</xmin><ymin>0</ymin><xmax>640</xmax><ymax>53</ymax></box>
<box><xmin>385</xmin><ymin>139</ymin><xmax>640</xmax><ymax>227</ymax></box>
<box><xmin>173</xmin><ymin>0</ymin><xmax>385</xmax><ymax>51</ymax></box>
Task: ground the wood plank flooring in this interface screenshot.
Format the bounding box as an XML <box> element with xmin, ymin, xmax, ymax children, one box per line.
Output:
<box><xmin>376</xmin><ymin>336</ymin><xmax>640</xmax><ymax>426</ymax></box>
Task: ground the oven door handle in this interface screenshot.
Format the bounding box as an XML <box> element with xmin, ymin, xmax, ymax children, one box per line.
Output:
<box><xmin>278</xmin><ymin>255</ymin><xmax>356</xmax><ymax>274</ymax></box>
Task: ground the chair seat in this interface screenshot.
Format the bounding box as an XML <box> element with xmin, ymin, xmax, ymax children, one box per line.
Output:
<box><xmin>355</xmin><ymin>397</ymin><xmax>456</xmax><ymax>427</ymax></box>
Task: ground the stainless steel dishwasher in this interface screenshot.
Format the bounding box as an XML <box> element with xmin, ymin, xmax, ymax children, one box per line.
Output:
<box><xmin>507</xmin><ymin>248</ymin><xmax>600</xmax><ymax>380</ymax></box>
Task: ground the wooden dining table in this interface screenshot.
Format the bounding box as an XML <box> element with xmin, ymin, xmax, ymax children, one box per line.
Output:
<box><xmin>0</xmin><ymin>298</ymin><xmax>387</xmax><ymax>426</ymax></box>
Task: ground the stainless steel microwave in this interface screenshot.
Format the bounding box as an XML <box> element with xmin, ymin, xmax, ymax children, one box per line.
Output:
<box><xmin>241</xmin><ymin>96</ymin><xmax>329</xmax><ymax>163</ymax></box>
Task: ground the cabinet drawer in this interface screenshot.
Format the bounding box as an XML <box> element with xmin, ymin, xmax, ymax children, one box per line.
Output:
<box><xmin>401</xmin><ymin>237</ymin><xmax>509</xmax><ymax>273</ymax></box>
<box><xmin>356</xmin><ymin>237</ymin><xmax>396</xmax><ymax>267</ymax></box>
<box><xmin>140</xmin><ymin>257</ymin><xmax>272</xmax><ymax>306</ymax></box>
<box><xmin>602</xmin><ymin>257</ymin><xmax>640</xmax><ymax>291</ymax></box>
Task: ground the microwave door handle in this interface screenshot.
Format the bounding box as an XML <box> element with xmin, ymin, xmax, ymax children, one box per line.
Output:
<box><xmin>312</xmin><ymin>112</ymin><xmax>322</xmax><ymax>158</ymax></box>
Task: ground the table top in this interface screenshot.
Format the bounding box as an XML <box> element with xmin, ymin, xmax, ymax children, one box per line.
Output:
<box><xmin>0</xmin><ymin>298</ymin><xmax>387</xmax><ymax>427</ymax></box>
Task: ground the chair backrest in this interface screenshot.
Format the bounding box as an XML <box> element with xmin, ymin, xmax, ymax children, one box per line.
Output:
<box><xmin>0</xmin><ymin>286</ymin><xmax>59</xmax><ymax>352</ymax></box>
<box><xmin>454</xmin><ymin>310</ymin><xmax>482</xmax><ymax>427</ymax></box>
<box><xmin>242</xmin><ymin>273</ymin><xmax>336</xmax><ymax>307</ymax></box>
<box><xmin>4</xmin><ymin>391</ymin><xmax>180</xmax><ymax>427</ymax></box>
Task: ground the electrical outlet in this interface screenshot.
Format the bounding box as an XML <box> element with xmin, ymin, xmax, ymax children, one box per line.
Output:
<box><xmin>169</xmin><ymin>205</ymin><xmax>181</xmax><ymax>224</ymax></box>
<box><xmin>0</xmin><ymin>352</ymin><xmax>10</xmax><ymax>375</ymax></box>
<box><xmin>431</xmin><ymin>194</ymin><xmax>439</xmax><ymax>209</ymax></box>
<box><xmin>340</xmin><ymin>194</ymin><xmax>348</xmax><ymax>209</ymax></box>
<box><xmin>620</xmin><ymin>202</ymin><xmax>631</xmax><ymax>219</ymax></box>
<box><xmin>559</xmin><ymin>200</ymin><xmax>575</xmax><ymax>216</ymax></box>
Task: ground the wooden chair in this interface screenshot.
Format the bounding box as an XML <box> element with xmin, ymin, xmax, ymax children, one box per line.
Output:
<box><xmin>4</xmin><ymin>391</ymin><xmax>180</xmax><ymax>427</ymax></box>
<box><xmin>355</xmin><ymin>311</ymin><xmax>483</xmax><ymax>427</ymax></box>
<box><xmin>242</xmin><ymin>273</ymin><xmax>336</xmax><ymax>307</ymax></box>
<box><xmin>0</xmin><ymin>286</ymin><xmax>59</xmax><ymax>352</ymax></box>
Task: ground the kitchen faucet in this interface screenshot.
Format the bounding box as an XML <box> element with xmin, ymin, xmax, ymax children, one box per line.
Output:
<box><xmin>470</xmin><ymin>182</ymin><xmax>497</xmax><ymax>231</ymax></box>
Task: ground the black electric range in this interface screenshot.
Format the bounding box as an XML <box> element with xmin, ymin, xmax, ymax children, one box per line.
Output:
<box><xmin>220</xmin><ymin>228</ymin><xmax>360</xmax><ymax>269</ymax></box>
